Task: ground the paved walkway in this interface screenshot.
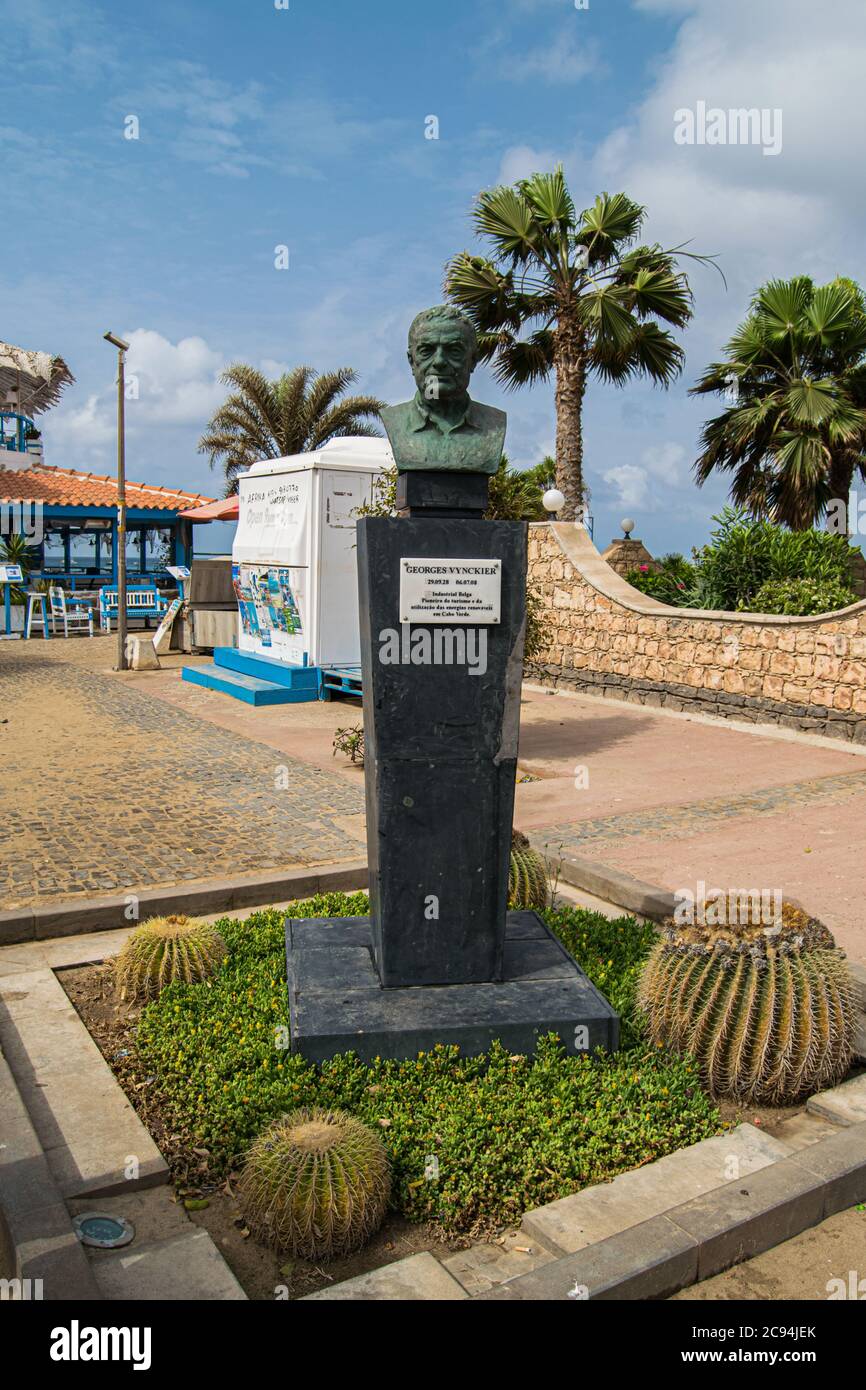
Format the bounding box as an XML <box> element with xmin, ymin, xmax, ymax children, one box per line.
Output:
<box><xmin>4</xmin><ymin>637</ymin><xmax>866</xmax><ymax>965</ymax></box>
<box><xmin>513</xmin><ymin>686</ymin><xmax>866</xmax><ymax>965</ymax></box>
<box><xmin>672</xmin><ymin>1204</ymin><xmax>866</xmax><ymax>1301</ymax></box>
<box><xmin>0</xmin><ymin>639</ymin><xmax>364</xmax><ymax>910</ymax></box>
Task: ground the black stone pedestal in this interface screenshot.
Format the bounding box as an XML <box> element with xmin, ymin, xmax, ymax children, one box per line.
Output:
<box><xmin>286</xmin><ymin>911</ymin><xmax>619</xmax><ymax>1064</ymax></box>
<box><xmin>357</xmin><ymin>514</ymin><xmax>527</xmax><ymax>987</ymax></box>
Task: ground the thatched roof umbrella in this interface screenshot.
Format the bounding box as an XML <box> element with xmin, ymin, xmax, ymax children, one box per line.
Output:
<box><xmin>0</xmin><ymin>342</ymin><xmax>75</xmax><ymax>416</ymax></box>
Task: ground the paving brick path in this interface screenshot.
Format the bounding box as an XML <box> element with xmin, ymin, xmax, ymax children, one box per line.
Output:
<box><xmin>533</xmin><ymin>767</ymin><xmax>866</xmax><ymax>853</ymax></box>
<box><xmin>0</xmin><ymin>644</ymin><xmax>365</xmax><ymax>910</ymax></box>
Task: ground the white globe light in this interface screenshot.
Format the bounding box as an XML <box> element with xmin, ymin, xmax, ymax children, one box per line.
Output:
<box><xmin>621</xmin><ymin>517</ymin><xmax>635</xmax><ymax>537</ymax></box>
<box><xmin>542</xmin><ymin>488</ymin><xmax>565</xmax><ymax>514</ymax></box>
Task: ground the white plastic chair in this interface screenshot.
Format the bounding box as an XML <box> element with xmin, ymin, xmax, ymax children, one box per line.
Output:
<box><xmin>49</xmin><ymin>585</ymin><xmax>94</xmax><ymax>638</ymax></box>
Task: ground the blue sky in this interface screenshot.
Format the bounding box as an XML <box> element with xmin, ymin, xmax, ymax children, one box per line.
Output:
<box><xmin>4</xmin><ymin>0</ymin><xmax>865</xmax><ymax>554</ymax></box>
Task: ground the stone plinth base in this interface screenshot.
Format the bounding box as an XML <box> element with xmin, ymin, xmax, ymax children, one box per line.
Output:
<box><xmin>286</xmin><ymin>911</ymin><xmax>619</xmax><ymax>1064</ymax></box>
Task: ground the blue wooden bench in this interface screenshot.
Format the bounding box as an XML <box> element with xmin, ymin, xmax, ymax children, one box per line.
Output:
<box><xmin>98</xmin><ymin>584</ymin><xmax>169</xmax><ymax>632</ymax></box>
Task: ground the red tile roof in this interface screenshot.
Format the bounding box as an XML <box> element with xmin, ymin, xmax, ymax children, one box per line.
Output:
<box><xmin>0</xmin><ymin>464</ymin><xmax>215</xmax><ymax>511</ymax></box>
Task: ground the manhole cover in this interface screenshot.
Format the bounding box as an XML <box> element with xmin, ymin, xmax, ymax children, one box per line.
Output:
<box><xmin>73</xmin><ymin>1213</ymin><xmax>135</xmax><ymax>1249</ymax></box>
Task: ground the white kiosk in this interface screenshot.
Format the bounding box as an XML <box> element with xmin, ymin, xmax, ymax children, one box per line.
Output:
<box><xmin>183</xmin><ymin>437</ymin><xmax>391</xmax><ymax>704</ymax></box>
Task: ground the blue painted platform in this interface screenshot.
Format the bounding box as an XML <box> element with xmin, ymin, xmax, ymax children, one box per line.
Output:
<box><xmin>322</xmin><ymin>664</ymin><xmax>362</xmax><ymax>697</ymax></box>
<box><xmin>182</xmin><ymin>647</ymin><xmax>363</xmax><ymax>705</ymax></box>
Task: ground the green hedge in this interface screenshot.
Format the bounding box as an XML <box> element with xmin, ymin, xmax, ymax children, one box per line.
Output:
<box><xmin>626</xmin><ymin>508</ymin><xmax>860</xmax><ymax>614</ymax></box>
<box><xmin>135</xmin><ymin>893</ymin><xmax>721</xmax><ymax>1236</ymax></box>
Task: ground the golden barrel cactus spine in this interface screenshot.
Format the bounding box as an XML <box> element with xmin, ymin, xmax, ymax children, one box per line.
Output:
<box><xmin>114</xmin><ymin>914</ymin><xmax>227</xmax><ymax>1001</ymax></box>
<box><xmin>238</xmin><ymin>1108</ymin><xmax>391</xmax><ymax>1261</ymax></box>
<box><xmin>638</xmin><ymin>901</ymin><xmax>855</xmax><ymax>1104</ymax></box>
<box><xmin>509</xmin><ymin>830</ymin><xmax>549</xmax><ymax>910</ymax></box>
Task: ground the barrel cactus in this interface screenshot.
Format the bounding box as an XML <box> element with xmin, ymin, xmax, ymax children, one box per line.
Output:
<box><xmin>638</xmin><ymin>900</ymin><xmax>855</xmax><ymax>1104</ymax></box>
<box><xmin>238</xmin><ymin>1108</ymin><xmax>390</xmax><ymax>1260</ymax></box>
<box><xmin>115</xmin><ymin>914</ymin><xmax>227</xmax><ymax>1001</ymax></box>
<box><xmin>509</xmin><ymin>830</ymin><xmax>549</xmax><ymax>910</ymax></box>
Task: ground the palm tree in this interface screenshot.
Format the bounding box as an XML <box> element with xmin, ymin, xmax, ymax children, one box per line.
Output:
<box><xmin>199</xmin><ymin>365</ymin><xmax>385</xmax><ymax>494</ymax></box>
<box><xmin>691</xmin><ymin>277</ymin><xmax>866</xmax><ymax>529</ymax></box>
<box><xmin>0</xmin><ymin>532</ymin><xmax>38</xmax><ymax>603</ymax></box>
<box><xmin>485</xmin><ymin>456</ymin><xmax>548</xmax><ymax>521</ymax></box>
<box><xmin>445</xmin><ymin>168</ymin><xmax>709</xmax><ymax>519</ymax></box>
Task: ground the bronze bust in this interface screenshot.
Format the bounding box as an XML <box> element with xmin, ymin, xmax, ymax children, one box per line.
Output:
<box><xmin>381</xmin><ymin>305</ymin><xmax>506</xmax><ymax>474</ymax></box>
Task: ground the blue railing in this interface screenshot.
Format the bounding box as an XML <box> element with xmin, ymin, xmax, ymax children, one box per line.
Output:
<box><xmin>0</xmin><ymin>412</ymin><xmax>38</xmax><ymax>453</ymax></box>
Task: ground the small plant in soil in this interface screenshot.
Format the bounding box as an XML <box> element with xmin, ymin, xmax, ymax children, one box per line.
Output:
<box><xmin>332</xmin><ymin>725</ymin><xmax>365</xmax><ymax>765</ymax></box>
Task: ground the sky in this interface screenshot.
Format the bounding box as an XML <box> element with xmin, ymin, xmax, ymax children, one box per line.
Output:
<box><xmin>3</xmin><ymin>0</ymin><xmax>865</xmax><ymax>555</ymax></box>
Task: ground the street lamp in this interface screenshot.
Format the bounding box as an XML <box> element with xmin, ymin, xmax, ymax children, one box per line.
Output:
<box><xmin>104</xmin><ymin>332</ymin><xmax>130</xmax><ymax>671</ymax></box>
<box><xmin>542</xmin><ymin>487</ymin><xmax>566</xmax><ymax>521</ymax></box>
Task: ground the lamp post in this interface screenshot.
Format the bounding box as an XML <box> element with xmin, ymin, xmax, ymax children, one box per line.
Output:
<box><xmin>542</xmin><ymin>487</ymin><xmax>566</xmax><ymax>522</ymax></box>
<box><xmin>104</xmin><ymin>333</ymin><xmax>130</xmax><ymax>671</ymax></box>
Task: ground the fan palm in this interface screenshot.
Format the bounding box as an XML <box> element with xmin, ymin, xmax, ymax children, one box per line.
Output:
<box><xmin>198</xmin><ymin>365</ymin><xmax>385</xmax><ymax>494</ymax></box>
<box><xmin>445</xmin><ymin>168</ymin><xmax>710</xmax><ymax>519</ymax></box>
<box><xmin>691</xmin><ymin>277</ymin><xmax>866</xmax><ymax>529</ymax></box>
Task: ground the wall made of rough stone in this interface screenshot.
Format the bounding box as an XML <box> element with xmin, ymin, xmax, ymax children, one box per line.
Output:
<box><xmin>528</xmin><ymin>522</ymin><xmax>866</xmax><ymax>743</ymax></box>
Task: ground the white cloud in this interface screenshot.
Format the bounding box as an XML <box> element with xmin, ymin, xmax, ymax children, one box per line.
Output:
<box><xmin>603</xmin><ymin>441</ymin><xmax>686</xmax><ymax>509</ymax></box>
<box><xmin>589</xmin><ymin>0</ymin><xmax>866</xmax><ymax>268</ymax></box>
<box><xmin>42</xmin><ymin>329</ymin><xmax>227</xmax><ymax>470</ymax></box>
<box><xmin>123</xmin><ymin>331</ymin><xmax>225</xmax><ymax>425</ymax></box>
<box><xmin>498</xmin><ymin>143</ymin><xmax>561</xmax><ymax>185</ymax></box>
<box><xmin>499</xmin><ymin>29</ymin><xmax>602</xmax><ymax>84</ymax></box>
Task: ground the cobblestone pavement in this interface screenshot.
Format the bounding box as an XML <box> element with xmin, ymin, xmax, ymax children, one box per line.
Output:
<box><xmin>0</xmin><ymin>642</ymin><xmax>365</xmax><ymax>910</ymax></box>
<box><xmin>532</xmin><ymin>767</ymin><xmax>866</xmax><ymax>854</ymax></box>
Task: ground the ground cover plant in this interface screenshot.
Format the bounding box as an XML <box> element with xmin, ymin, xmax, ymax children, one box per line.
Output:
<box><xmin>135</xmin><ymin>893</ymin><xmax>722</xmax><ymax>1238</ymax></box>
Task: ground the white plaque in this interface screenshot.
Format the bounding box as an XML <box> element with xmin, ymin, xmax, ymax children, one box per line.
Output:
<box><xmin>399</xmin><ymin>557</ymin><xmax>501</xmax><ymax>624</ymax></box>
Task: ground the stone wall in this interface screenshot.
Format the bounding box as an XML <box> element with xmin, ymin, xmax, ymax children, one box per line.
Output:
<box><xmin>528</xmin><ymin>522</ymin><xmax>866</xmax><ymax>743</ymax></box>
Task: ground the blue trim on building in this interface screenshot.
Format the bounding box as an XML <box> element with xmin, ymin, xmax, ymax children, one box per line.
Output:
<box><xmin>31</xmin><ymin>503</ymin><xmax>196</xmax><ymax>589</ymax></box>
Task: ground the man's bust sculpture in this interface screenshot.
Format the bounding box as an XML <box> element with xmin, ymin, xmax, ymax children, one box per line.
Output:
<box><xmin>381</xmin><ymin>305</ymin><xmax>506</xmax><ymax>474</ymax></box>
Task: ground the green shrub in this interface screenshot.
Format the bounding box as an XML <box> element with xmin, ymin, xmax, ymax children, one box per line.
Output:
<box><xmin>135</xmin><ymin>894</ymin><xmax>721</xmax><ymax>1237</ymax></box>
<box><xmin>746</xmin><ymin>576</ymin><xmax>858</xmax><ymax>616</ymax></box>
<box><xmin>625</xmin><ymin>553</ymin><xmax>696</xmax><ymax>608</ymax></box>
<box><xmin>545</xmin><ymin>907</ymin><xmax>658</xmax><ymax>1049</ymax></box>
<box><xmin>688</xmin><ymin>508</ymin><xmax>857</xmax><ymax>612</ymax></box>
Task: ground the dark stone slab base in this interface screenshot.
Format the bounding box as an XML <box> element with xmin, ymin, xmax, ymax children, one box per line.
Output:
<box><xmin>286</xmin><ymin>911</ymin><xmax>620</xmax><ymax>1064</ymax></box>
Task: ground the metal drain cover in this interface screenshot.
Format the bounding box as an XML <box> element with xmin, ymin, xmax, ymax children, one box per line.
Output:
<box><xmin>73</xmin><ymin>1213</ymin><xmax>135</xmax><ymax>1249</ymax></box>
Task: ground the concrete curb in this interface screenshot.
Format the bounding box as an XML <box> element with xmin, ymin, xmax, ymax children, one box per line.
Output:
<box><xmin>0</xmin><ymin>1047</ymin><xmax>100</xmax><ymax>1299</ymax></box>
<box><xmin>0</xmin><ymin>860</ymin><xmax>368</xmax><ymax>946</ymax></box>
<box><xmin>478</xmin><ymin>1123</ymin><xmax>866</xmax><ymax>1300</ymax></box>
<box><xmin>529</xmin><ymin>840</ymin><xmax>675</xmax><ymax>922</ymax></box>
<box><xmin>0</xmin><ymin>969</ymin><xmax>170</xmax><ymax>1200</ymax></box>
